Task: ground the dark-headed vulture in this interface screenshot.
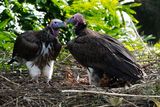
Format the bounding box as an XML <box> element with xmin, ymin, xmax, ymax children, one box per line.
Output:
<box><xmin>8</xmin><ymin>19</ymin><xmax>66</xmax><ymax>83</ymax></box>
<box><xmin>66</xmin><ymin>13</ymin><xmax>145</xmax><ymax>87</ymax></box>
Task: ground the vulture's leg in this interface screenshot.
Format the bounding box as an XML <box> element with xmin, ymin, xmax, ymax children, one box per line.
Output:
<box><xmin>26</xmin><ymin>61</ymin><xmax>41</xmax><ymax>83</ymax></box>
<box><xmin>42</xmin><ymin>60</ymin><xmax>54</xmax><ymax>85</ymax></box>
<box><xmin>87</xmin><ymin>67</ymin><xmax>93</xmax><ymax>85</ymax></box>
<box><xmin>87</xmin><ymin>67</ymin><xmax>100</xmax><ymax>86</ymax></box>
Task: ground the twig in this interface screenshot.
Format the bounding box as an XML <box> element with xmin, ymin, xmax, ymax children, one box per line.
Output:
<box><xmin>97</xmin><ymin>104</ymin><xmax>112</xmax><ymax>107</ymax></box>
<box><xmin>61</xmin><ymin>90</ymin><xmax>160</xmax><ymax>98</ymax></box>
<box><xmin>59</xmin><ymin>54</ymin><xmax>72</xmax><ymax>64</ymax></box>
<box><xmin>112</xmin><ymin>80</ymin><xmax>156</xmax><ymax>93</ymax></box>
<box><xmin>123</xmin><ymin>98</ymin><xmax>138</xmax><ymax>107</ymax></box>
<box><xmin>1</xmin><ymin>96</ymin><xmax>22</xmax><ymax>107</ymax></box>
<box><xmin>137</xmin><ymin>59</ymin><xmax>160</xmax><ymax>62</ymax></box>
<box><xmin>23</xmin><ymin>97</ymin><xmax>55</xmax><ymax>105</ymax></box>
<box><xmin>0</xmin><ymin>75</ymin><xmax>20</xmax><ymax>87</ymax></box>
<box><xmin>142</xmin><ymin>60</ymin><xmax>160</xmax><ymax>68</ymax></box>
<box><xmin>16</xmin><ymin>97</ymin><xmax>19</xmax><ymax>107</ymax></box>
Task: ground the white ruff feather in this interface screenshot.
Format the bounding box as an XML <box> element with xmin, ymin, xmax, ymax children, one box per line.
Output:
<box><xmin>26</xmin><ymin>61</ymin><xmax>41</xmax><ymax>81</ymax></box>
<box><xmin>42</xmin><ymin>60</ymin><xmax>54</xmax><ymax>82</ymax></box>
<box><xmin>41</xmin><ymin>43</ymin><xmax>51</xmax><ymax>56</ymax></box>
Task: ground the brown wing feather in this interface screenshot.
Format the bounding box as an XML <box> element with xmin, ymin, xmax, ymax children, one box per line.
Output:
<box><xmin>100</xmin><ymin>34</ymin><xmax>136</xmax><ymax>62</ymax></box>
<box><xmin>12</xmin><ymin>31</ymin><xmax>40</xmax><ymax>61</ymax></box>
<box><xmin>51</xmin><ymin>38</ymin><xmax>62</xmax><ymax>60</ymax></box>
<box><xmin>67</xmin><ymin>32</ymin><xmax>143</xmax><ymax>82</ymax></box>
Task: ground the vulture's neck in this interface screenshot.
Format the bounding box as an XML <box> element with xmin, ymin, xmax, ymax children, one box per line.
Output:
<box><xmin>75</xmin><ymin>23</ymin><xmax>87</xmax><ymax>36</ymax></box>
<box><xmin>46</xmin><ymin>26</ymin><xmax>59</xmax><ymax>37</ymax></box>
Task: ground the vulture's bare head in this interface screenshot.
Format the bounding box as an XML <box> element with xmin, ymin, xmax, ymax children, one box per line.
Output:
<box><xmin>67</xmin><ymin>13</ymin><xmax>86</xmax><ymax>26</ymax></box>
<box><xmin>50</xmin><ymin>19</ymin><xmax>66</xmax><ymax>29</ymax></box>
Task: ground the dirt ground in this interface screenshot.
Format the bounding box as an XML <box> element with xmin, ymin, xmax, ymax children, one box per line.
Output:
<box><xmin>0</xmin><ymin>56</ymin><xmax>160</xmax><ymax>107</ymax></box>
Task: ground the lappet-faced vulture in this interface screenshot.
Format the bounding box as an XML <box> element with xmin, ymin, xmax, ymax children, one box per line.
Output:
<box><xmin>8</xmin><ymin>19</ymin><xmax>66</xmax><ymax>84</ymax></box>
<box><xmin>66</xmin><ymin>13</ymin><xmax>145</xmax><ymax>87</ymax></box>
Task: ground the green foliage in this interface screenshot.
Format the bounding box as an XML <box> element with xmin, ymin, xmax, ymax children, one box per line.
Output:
<box><xmin>0</xmin><ymin>31</ymin><xmax>16</xmax><ymax>51</ymax></box>
<box><xmin>0</xmin><ymin>0</ymin><xmax>143</xmax><ymax>47</ymax></box>
<box><xmin>0</xmin><ymin>0</ymin><xmax>66</xmax><ymax>32</ymax></box>
<box><xmin>118</xmin><ymin>2</ymin><xmax>141</xmax><ymax>23</ymax></box>
<box><xmin>143</xmin><ymin>34</ymin><xmax>156</xmax><ymax>42</ymax></box>
<box><xmin>64</xmin><ymin>0</ymin><xmax>122</xmax><ymax>36</ymax></box>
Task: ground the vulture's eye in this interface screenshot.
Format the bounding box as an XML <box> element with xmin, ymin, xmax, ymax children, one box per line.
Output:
<box><xmin>54</xmin><ymin>22</ymin><xmax>57</xmax><ymax>24</ymax></box>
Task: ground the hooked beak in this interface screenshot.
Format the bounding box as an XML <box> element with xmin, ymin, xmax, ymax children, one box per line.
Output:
<box><xmin>59</xmin><ymin>22</ymin><xmax>67</xmax><ymax>28</ymax></box>
<box><xmin>66</xmin><ymin>18</ymin><xmax>74</xmax><ymax>24</ymax></box>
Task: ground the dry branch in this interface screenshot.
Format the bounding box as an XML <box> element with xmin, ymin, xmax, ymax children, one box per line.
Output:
<box><xmin>23</xmin><ymin>96</ymin><xmax>55</xmax><ymax>105</ymax></box>
<box><xmin>1</xmin><ymin>96</ymin><xmax>22</xmax><ymax>107</ymax></box>
<box><xmin>59</xmin><ymin>54</ymin><xmax>72</xmax><ymax>64</ymax></box>
<box><xmin>111</xmin><ymin>79</ymin><xmax>159</xmax><ymax>93</ymax></box>
<box><xmin>0</xmin><ymin>75</ymin><xmax>20</xmax><ymax>87</ymax></box>
<box><xmin>61</xmin><ymin>90</ymin><xmax>160</xmax><ymax>98</ymax></box>
<box><xmin>142</xmin><ymin>59</ymin><xmax>160</xmax><ymax>68</ymax></box>
<box><xmin>123</xmin><ymin>98</ymin><xmax>139</xmax><ymax>107</ymax></box>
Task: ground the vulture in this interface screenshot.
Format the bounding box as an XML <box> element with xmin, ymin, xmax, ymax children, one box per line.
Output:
<box><xmin>8</xmin><ymin>19</ymin><xmax>66</xmax><ymax>84</ymax></box>
<box><xmin>66</xmin><ymin>13</ymin><xmax>145</xmax><ymax>87</ymax></box>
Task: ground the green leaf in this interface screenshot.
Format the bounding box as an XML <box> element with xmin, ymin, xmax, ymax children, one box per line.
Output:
<box><xmin>36</xmin><ymin>0</ymin><xmax>41</xmax><ymax>4</ymax></box>
<box><xmin>0</xmin><ymin>31</ymin><xmax>16</xmax><ymax>51</ymax></box>
<box><xmin>0</xmin><ymin>18</ymin><xmax>10</xmax><ymax>30</ymax></box>
<box><xmin>4</xmin><ymin>0</ymin><xmax>9</xmax><ymax>7</ymax></box>
<box><xmin>128</xmin><ymin>3</ymin><xmax>141</xmax><ymax>8</ymax></box>
<box><xmin>0</xmin><ymin>31</ymin><xmax>16</xmax><ymax>42</ymax></box>
<box><xmin>41</xmin><ymin>0</ymin><xmax>47</xmax><ymax>4</ymax></box>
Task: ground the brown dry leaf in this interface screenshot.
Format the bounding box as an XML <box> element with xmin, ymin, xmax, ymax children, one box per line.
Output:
<box><xmin>64</xmin><ymin>67</ymin><xmax>77</xmax><ymax>85</ymax></box>
<box><xmin>78</xmin><ymin>76</ymin><xmax>89</xmax><ymax>85</ymax></box>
